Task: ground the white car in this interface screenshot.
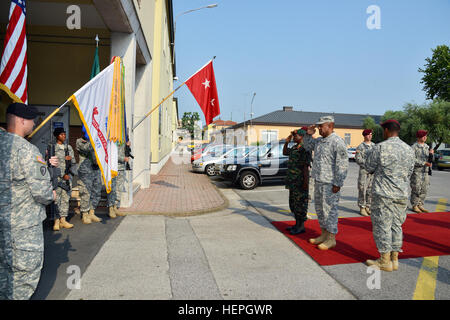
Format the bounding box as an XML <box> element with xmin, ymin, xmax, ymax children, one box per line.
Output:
<box><xmin>347</xmin><ymin>148</ymin><xmax>356</xmax><ymax>161</ymax></box>
<box><xmin>192</xmin><ymin>146</ymin><xmax>251</xmax><ymax>176</ymax></box>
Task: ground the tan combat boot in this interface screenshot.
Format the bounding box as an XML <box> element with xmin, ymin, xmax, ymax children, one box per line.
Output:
<box><xmin>366</xmin><ymin>253</ymin><xmax>393</xmax><ymax>272</ymax></box>
<box><xmin>365</xmin><ymin>207</ymin><xmax>371</xmax><ymax>215</ymax></box>
<box><xmin>115</xmin><ymin>205</ymin><xmax>127</xmax><ymax>217</ymax></box>
<box><xmin>74</xmin><ymin>207</ymin><xmax>81</xmax><ymax>215</ymax></box>
<box><xmin>391</xmin><ymin>252</ymin><xmax>399</xmax><ymax>271</ymax></box>
<box><xmin>53</xmin><ymin>219</ymin><xmax>60</xmax><ymax>231</ymax></box>
<box><xmin>309</xmin><ymin>229</ymin><xmax>328</xmax><ymax>245</ymax></box>
<box><xmin>60</xmin><ymin>217</ymin><xmax>74</xmax><ymax>229</ymax></box>
<box><xmin>318</xmin><ymin>232</ymin><xmax>336</xmax><ymax>251</ymax></box>
<box><xmin>109</xmin><ymin>206</ymin><xmax>117</xmax><ymax>219</ymax></box>
<box><xmin>412</xmin><ymin>205</ymin><xmax>422</xmax><ymax>213</ymax></box>
<box><xmin>418</xmin><ymin>205</ymin><xmax>429</xmax><ymax>213</ymax></box>
<box><xmin>89</xmin><ymin>209</ymin><xmax>102</xmax><ymax>222</ymax></box>
<box><xmin>360</xmin><ymin>207</ymin><xmax>369</xmax><ymax>216</ymax></box>
<box><xmin>82</xmin><ymin>212</ymin><xmax>92</xmax><ymax>224</ymax></box>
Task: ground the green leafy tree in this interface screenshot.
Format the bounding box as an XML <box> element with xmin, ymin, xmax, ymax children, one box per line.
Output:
<box><xmin>414</xmin><ymin>99</ymin><xmax>450</xmax><ymax>150</ymax></box>
<box><xmin>363</xmin><ymin>116</ymin><xmax>383</xmax><ymax>143</ymax></box>
<box><xmin>418</xmin><ymin>45</ymin><xmax>450</xmax><ymax>101</ymax></box>
<box><xmin>181</xmin><ymin>112</ymin><xmax>201</xmax><ymax>138</ymax></box>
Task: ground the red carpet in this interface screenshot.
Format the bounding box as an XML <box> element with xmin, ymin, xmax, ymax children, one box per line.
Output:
<box><xmin>272</xmin><ymin>212</ymin><xmax>450</xmax><ymax>266</ymax></box>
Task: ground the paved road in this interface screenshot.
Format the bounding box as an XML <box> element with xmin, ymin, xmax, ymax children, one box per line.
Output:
<box><xmin>210</xmin><ymin>161</ymin><xmax>450</xmax><ymax>300</ymax></box>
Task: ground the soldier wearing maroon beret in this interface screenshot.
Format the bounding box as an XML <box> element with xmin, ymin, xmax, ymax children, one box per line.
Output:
<box><xmin>355</xmin><ymin>129</ymin><xmax>374</xmax><ymax>216</ymax></box>
<box><xmin>410</xmin><ymin>129</ymin><xmax>434</xmax><ymax>213</ymax></box>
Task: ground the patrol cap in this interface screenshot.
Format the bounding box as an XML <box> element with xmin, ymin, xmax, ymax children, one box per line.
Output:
<box><xmin>316</xmin><ymin>115</ymin><xmax>334</xmax><ymax>124</ymax></box>
<box><xmin>53</xmin><ymin>127</ymin><xmax>66</xmax><ymax>137</ymax></box>
<box><xmin>362</xmin><ymin>129</ymin><xmax>373</xmax><ymax>136</ymax></box>
<box><xmin>6</xmin><ymin>103</ymin><xmax>38</xmax><ymax>120</ymax></box>
<box><xmin>416</xmin><ymin>130</ymin><xmax>428</xmax><ymax>138</ymax></box>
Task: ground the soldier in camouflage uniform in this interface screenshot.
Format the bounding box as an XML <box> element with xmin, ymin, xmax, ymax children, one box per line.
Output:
<box><xmin>106</xmin><ymin>142</ymin><xmax>128</xmax><ymax>218</ymax></box>
<box><xmin>303</xmin><ymin>116</ymin><xmax>349</xmax><ymax>250</ymax></box>
<box><xmin>283</xmin><ymin>128</ymin><xmax>312</xmax><ymax>235</ymax></box>
<box><xmin>76</xmin><ymin>128</ymin><xmax>102</xmax><ymax>224</ymax></box>
<box><xmin>410</xmin><ymin>130</ymin><xmax>433</xmax><ymax>213</ymax></box>
<box><xmin>51</xmin><ymin>128</ymin><xmax>77</xmax><ymax>231</ymax></box>
<box><xmin>0</xmin><ymin>103</ymin><xmax>57</xmax><ymax>300</ymax></box>
<box><xmin>355</xmin><ymin>129</ymin><xmax>375</xmax><ymax>216</ymax></box>
<box><xmin>364</xmin><ymin>119</ymin><xmax>415</xmax><ymax>272</ymax></box>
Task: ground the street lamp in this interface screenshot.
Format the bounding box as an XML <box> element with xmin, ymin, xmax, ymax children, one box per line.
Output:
<box><xmin>250</xmin><ymin>92</ymin><xmax>256</xmax><ymax>127</ymax></box>
<box><xmin>172</xmin><ymin>4</ymin><xmax>218</xmax><ymax>66</ymax></box>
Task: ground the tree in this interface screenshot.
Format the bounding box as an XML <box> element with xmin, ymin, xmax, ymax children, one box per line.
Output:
<box><xmin>363</xmin><ymin>116</ymin><xmax>383</xmax><ymax>143</ymax></box>
<box><xmin>418</xmin><ymin>45</ymin><xmax>450</xmax><ymax>101</ymax></box>
<box><xmin>414</xmin><ymin>99</ymin><xmax>450</xmax><ymax>150</ymax></box>
<box><xmin>181</xmin><ymin>112</ymin><xmax>200</xmax><ymax>138</ymax></box>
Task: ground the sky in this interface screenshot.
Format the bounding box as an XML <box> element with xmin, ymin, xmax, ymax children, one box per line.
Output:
<box><xmin>172</xmin><ymin>0</ymin><xmax>450</xmax><ymax>125</ymax></box>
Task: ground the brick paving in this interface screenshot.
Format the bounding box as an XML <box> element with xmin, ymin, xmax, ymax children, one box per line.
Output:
<box><xmin>122</xmin><ymin>156</ymin><xmax>227</xmax><ymax>215</ymax></box>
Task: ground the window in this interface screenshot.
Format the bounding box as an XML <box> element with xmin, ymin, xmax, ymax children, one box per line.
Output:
<box><xmin>261</xmin><ymin>130</ymin><xmax>278</xmax><ymax>144</ymax></box>
<box><xmin>344</xmin><ymin>133</ymin><xmax>351</xmax><ymax>145</ymax></box>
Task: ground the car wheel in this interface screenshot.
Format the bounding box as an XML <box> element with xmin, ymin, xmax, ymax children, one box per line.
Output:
<box><xmin>239</xmin><ymin>171</ymin><xmax>259</xmax><ymax>190</ymax></box>
<box><xmin>437</xmin><ymin>166</ymin><xmax>443</xmax><ymax>171</ymax></box>
<box><xmin>205</xmin><ymin>164</ymin><xmax>216</xmax><ymax>176</ymax></box>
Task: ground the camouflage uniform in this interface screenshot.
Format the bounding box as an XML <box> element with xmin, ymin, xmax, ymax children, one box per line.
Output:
<box><xmin>0</xmin><ymin>131</ymin><xmax>54</xmax><ymax>300</ymax></box>
<box><xmin>410</xmin><ymin>142</ymin><xmax>430</xmax><ymax>208</ymax></box>
<box><xmin>303</xmin><ymin>132</ymin><xmax>348</xmax><ymax>234</ymax></box>
<box><xmin>355</xmin><ymin>142</ymin><xmax>374</xmax><ymax>209</ymax></box>
<box><xmin>76</xmin><ymin>138</ymin><xmax>102</xmax><ymax>212</ymax></box>
<box><xmin>53</xmin><ymin>143</ymin><xmax>76</xmax><ymax>218</ymax></box>
<box><xmin>285</xmin><ymin>144</ymin><xmax>312</xmax><ymax>223</ymax></box>
<box><xmin>365</xmin><ymin>137</ymin><xmax>415</xmax><ymax>253</ymax></box>
<box><xmin>106</xmin><ymin>143</ymin><xmax>126</xmax><ymax>208</ymax></box>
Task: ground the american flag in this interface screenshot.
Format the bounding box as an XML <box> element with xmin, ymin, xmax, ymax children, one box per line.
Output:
<box><xmin>0</xmin><ymin>0</ymin><xmax>28</xmax><ymax>104</ymax></box>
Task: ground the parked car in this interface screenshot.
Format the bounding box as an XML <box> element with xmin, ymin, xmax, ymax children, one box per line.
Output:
<box><xmin>191</xmin><ymin>143</ymin><xmax>229</xmax><ymax>162</ymax></box>
<box><xmin>192</xmin><ymin>145</ymin><xmax>249</xmax><ymax>176</ymax></box>
<box><xmin>220</xmin><ymin>141</ymin><xmax>293</xmax><ymax>190</ymax></box>
<box><xmin>213</xmin><ymin>146</ymin><xmax>258</xmax><ymax>174</ymax></box>
<box><xmin>436</xmin><ymin>149</ymin><xmax>450</xmax><ymax>170</ymax></box>
<box><xmin>347</xmin><ymin>148</ymin><xmax>356</xmax><ymax>161</ymax></box>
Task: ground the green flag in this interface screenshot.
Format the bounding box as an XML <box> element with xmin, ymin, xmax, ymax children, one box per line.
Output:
<box><xmin>90</xmin><ymin>46</ymin><xmax>100</xmax><ymax>79</ymax></box>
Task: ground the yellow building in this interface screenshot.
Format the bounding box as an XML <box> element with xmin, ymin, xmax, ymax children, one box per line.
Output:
<box><xmin>0</xmin><ymin>0</ymin><xmax>177</xmax><ymax>207</ymax></box>
<box><xmin>229</xmin><ymin>106</ymin><xmax>381</xmax><ymax>147</ymax></box>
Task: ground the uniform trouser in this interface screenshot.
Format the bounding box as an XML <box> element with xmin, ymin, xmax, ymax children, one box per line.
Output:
<box><xmin>370</xmin><ymin>194</ymin><xmax>407</xmax><ymax>254</ymax></box>
<box><xmin>410</xmin><ymin>169</ymin><xmax>429</xmax><ymax>207</ymax></box>
<box><xmin>357</xmin><ymin>168</ymin><xmax>373</xmax><ymax>208</ymax></box>
<box><xmin>106</xmin><ymin>170</ymin><xmax>125</xmax><ymax>208</ymax></box>
<box><xmin>314</xmin><ymin>181</ymin><xmax>341</xmax><ymax>234</ymax></box>
<box><xmin>288</xmin><ymin>186</ymin><xmax>309</xmax><ymax>223</ymax></box>
<box><xmin>0</xmin><ymin>225</ymin><xmax>44</xmax><ymax>300</ymax></box>
<box><xmin>78</xmin><ymin>170</ymin><xmax>102</xmax><ymax>212</ymax></box>
<box><xmin>55</xmin><ymin>186</ymin><xmax>71</xmax><ymax>218</ymax></box>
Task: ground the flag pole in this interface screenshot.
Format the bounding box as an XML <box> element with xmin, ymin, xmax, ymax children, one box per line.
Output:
<box><xmin>132</xmin><ymin>82</ymin><xmax>185</xmax><ymax>130</ymax></box>
<box><xmin>27</xmin><ymin>100</ymin><xmax>70</xmax><ymax>138</ymax></box>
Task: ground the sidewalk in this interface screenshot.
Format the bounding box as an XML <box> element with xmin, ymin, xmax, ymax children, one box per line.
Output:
<box><xmin>122</xmin><ymin>155</ymin><xmax>228</xmax><ymax>216</ymax></box>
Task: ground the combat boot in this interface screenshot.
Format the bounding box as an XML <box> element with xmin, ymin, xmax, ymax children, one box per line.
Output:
<box><xmin>391</xmin><ymin>252</ymin><xmax>399</xmax><ymax>271</ymax></box>
<box><xmin>365</xmin><ymin>253</ymin><xmax>393</xmax><ymax>272</ymax></box>
<box><xmin>290</xmin><ymin>216</ymin><xmax>305</xmax><ymax>235</ymax></box>
<box><xmin>74</xmin><ymin>207</ymin><xmax>81</xmax><ymax>215</ymax></box>
<box><xmin>360</xmin><ymin>207</ymin><xmax>369</xmax><ymax>216</ymax></box>
<box><xmin>365</xmin><ymin>207</ymin><xmax>371</xmax><ymax>215</ymax></box>
<box><xmin>418</xmin><ymin>205</ymin><xmax>429</xmax><ymax>213</ymax></box>
<box><xmin>412</xmin><ymin>205</ymin><xmax>422</xmax><ymax>213</ymax></box>
<box><xmin>109</xmin><ymin>206</ymin><xmax>117</xmax><ymax>219</ymax></box>
<box><xmin>318</xmin><ymin>232</ymin><xmax>336</xmax><ymax>250</ymax></box>
<box><xmin>82</xmin><ymin>212</ymin><xmax>92</xmax><ymax>224</ymax></box>
<box><xmin>89</xmin><ymin>209</ymin><xmax>102</xmax><ymax>222</ymax></box>
<box><xmin>60</xmin><ymin>217</ymin><xmax>74</xmax><ymax>229</ymax></box>
<box><xmin>53</xmin><ymin>219</ymin><xmax>60</xmax><ymax>231</ymax></box>
<box><xmin>115</xmin><ymin>205</ymin><xmax>127</xmax><ymax>217</ymax></box>
<box><xmin>309</xmin><ymin>229</ymin><xmax>328</xmax><ymax>245</ymax></box>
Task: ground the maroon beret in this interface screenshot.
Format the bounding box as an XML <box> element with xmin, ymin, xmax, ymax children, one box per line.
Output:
<box><xmin>380</xmin><ymin>119</ymin><xmax>400</xmax><ymax>127</ymax></box>
<box><xmin>416</xmin><ymin>130</ymin><xmax>428</xmax><ymax>138</ymax></box>
<box><xmin>362</xmin><ymin>129</ymin><xmax>373</xmax><ymax>136</ymax></box>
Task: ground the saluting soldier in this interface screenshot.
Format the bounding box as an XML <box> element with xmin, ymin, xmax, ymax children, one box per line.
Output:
<box><xmin>303</xmin><ymin>116</ymin><xmax>349</xmax><ymax>250</ymax></box>
<box><xmin>410</xmin><ymin>130</ymin><xmax>433</xmax><ymax>213</ymax></box>
<box><xmin>76</xmin><ymin>128</ymin><xmax>102</xmax><ymax>224</ymax></box>
<box><xmin>51</xmin><ymin>127</ymin><xmax>77</xmax><ymax>231</ymax></box>
<box><xmin>283</xmin><ymin>128</ymin><xmax>312</xmax><ymax>235</ymax></box>
<box><xmin>355</xmin><ymin>129</ymin><xmax>375</xmax><ymax>216</ymax></box>
<box><xmin>364</xmin><ymin>119</ymin><xmax>415</xmax><ymax>272</ymax></box>
<box><xmin>0</xmin><ymin>103</ymin><xmax>57</xmax><ymax>300</ymax></box>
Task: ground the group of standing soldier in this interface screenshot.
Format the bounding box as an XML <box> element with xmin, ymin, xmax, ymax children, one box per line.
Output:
<box><xmin>285</xmin><ymin>115</ymin><xmax>434</xmax><ymax>272</ymax></box>
<box><xmin>0</xmin><ymin>102</ymin><xmax>129</xmax><ymax>300</ymax></box>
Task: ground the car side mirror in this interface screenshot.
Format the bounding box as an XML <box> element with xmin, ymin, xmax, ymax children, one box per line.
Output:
<box><xmin>223</xmin><ymin>155</ymin><xmax>227</xmax><ymax>158</ymax></box>
<box><xmin>267</xmin><ymin>153</ymin><xmax>272</xmax><ymax>158</ymax></box>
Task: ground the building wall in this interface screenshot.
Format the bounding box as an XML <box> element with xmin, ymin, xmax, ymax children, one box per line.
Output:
<box><xmin>150</xmin><ymin>0</ymin><xmax>175</xmax><ymax>174</ymax></box>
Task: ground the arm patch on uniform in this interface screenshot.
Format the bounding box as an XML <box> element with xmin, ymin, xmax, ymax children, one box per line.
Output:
<box><xmin>36</xmin><ymin>156</ymin><xmax>46</xmax><ymax>165</ymax></box>
<box><xmin>40</xmin><ymin>166</ymin><xmax>47</xmax><ymax>176</ymax></box>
